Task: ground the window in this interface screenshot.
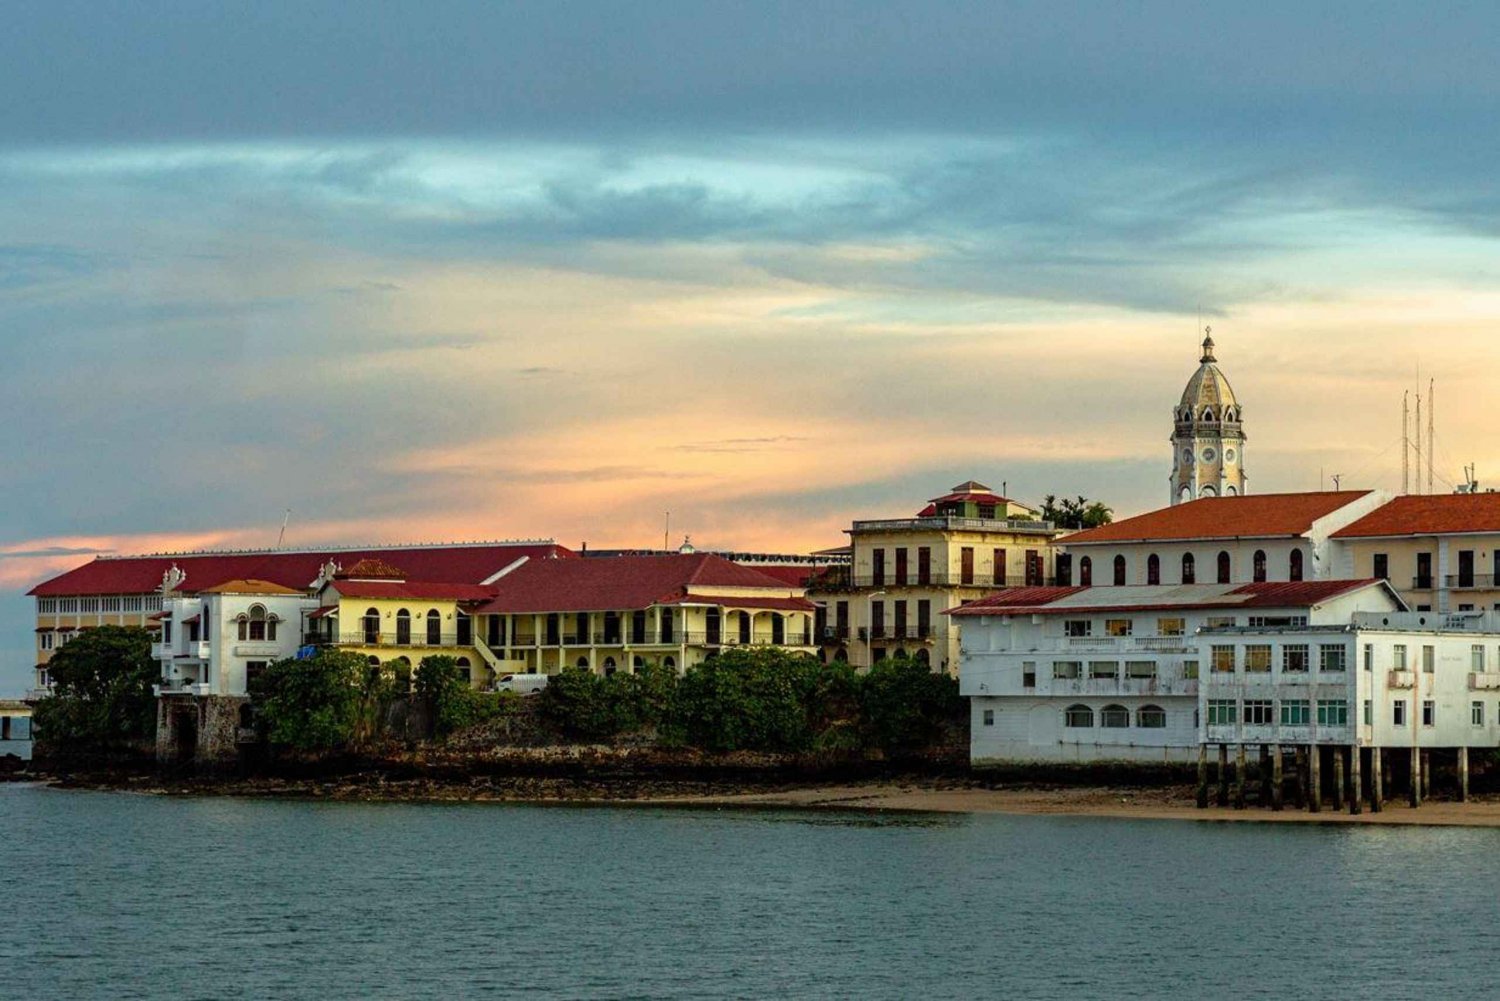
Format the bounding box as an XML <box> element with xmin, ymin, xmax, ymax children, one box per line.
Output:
<box><xmin>1113</xmin><ymin>555</ymin><xmax>1127</xmax><ymax>586</ymax></box>
<box><xmin>1474</xmin><ymin>645</ymin><xmax>1487</xmax><ymax>673</ymax></box>
<box><xmin>1280</xmin><ymin>700</ymin><xmax>1311</xmax><ymax>726</ymax></box>
<box><xmin>991</xmin><ymin>548</ymin><xmax>1005</xmax><ymax>586</ymax></box>
<box><xmin>1105</xmin><ymin>619</ymin><xmax>1132</xmax><ymax>637</ymax></box>
<box><xmin>1460</xmin><ymin>550</ymin><xmax>1476</xmax><ymax>588</ymax></box>
<box><xmin>1393</xmin><ymin>700</ymin><xmax>1407</xmax><ymax>727</ymax></box>
<box><xmin>1417</xmin><ymin>552</ymin><xmax>1433</xmax><ymax>589</ymax></box>
<box><xmin>1205</xmin><ymin>616</ymin><xmax>1237</xmax><ymax>629</ymax></box>
<box><xmin>1064</xmin><ymin>620</ymin><xmax>1092</xmax><ymax>637</ymax></box>
<box><xmin>1147</xmin><ymin>554</ymin><xmax>1161</xmax><ymax>586</ymax></box>
<box><xmin>427</xmin><ymin>610</ymin><xmax>442</xmax><ymax>645</ymax></box>
<box><xmin>1089</xmin><ymin>661</ymin><xmax>1118</xmax><ymax>679</ymax></box>
<box><xmin>1473</xmin><ymin>701</ymin><xmax>1485</xmax><ymax>727</ymax></box>
<box><xmin>1253</xmin><ymin>549</ymin><xmax>1267</xmax><ymax>583</ymax></box>
<box><xmin>245</xmin><ymin>661</ymin><xmax>267</xmax><ymax>690</ymax></box>
<box><xmin>1053</xmin><ymin>661</ymin><xmax>1081</xmax><ymax>679</ymax></box>
<box><xmin>1100</xmin><ymin>705</ymin><xmax>1130</xmax><ymax>728</ymax></box>
<box><xmin>1217</xmin><ymin>551</ymin><xmax>1232</xmax><ymax>584</ymax></box>
<box><xmin>1126</xmin><ymin>661</ymin><xmax>1157</xmax><ymax>679</ymax></box>
<box><xmin>1079</xmin><ymin>557</ymin><xmax>1093</xmax><ymax>587</ymax></box>
<box><xmin>1055</xmin><ymin>553</ymin><xmax>1072</xmax><ymax>586</ymax></box>
<box><xmin>1207</xmin><ymin>700</ymin><xmax>1236</xmax><ymax>725</ymax></box>
<box><xmin>917</xmin><ymin>547</ymin><xmax>931</xmax><ymax>585</ymax></box>
<box><xmin>1022</xmin><ymin>662</ymin><xmax>1036</xmax><ymax>688</ymax></box>
<box><xmin>1181</xmin><ymin>553</ymin><xmax>1196</xmax><ymax>584</ymax></box>
<box><xmin>1137</xmin><ymin>705</ymin><xmax>1167</xmax><ymax>728</ymax></box>
<box><xmin>632</xmin><ymin>609</ymin><xmax>649</xmax><ymax>644</ymax></box>
<box><xmin>248</xmin><ymin>604</ymin><xmax>271</xmax><ymax>642</ymax></box>
<box><xmin>1422</xmin><ymin>646</ymin><xmax>1435</xmax><ymax>674</ymax></box>
<box><xmin>1289</xmin><ymin>549</ymin><xmax>1304</xmax><ymax>582</ymax></box>
<box><xmin>871</xmin><ymin>548</ymin><xmax>885</xmax><ymax>587</ymax></box>
<box><xmin>1026</xmin><ymin>550</ymin><xmax>1044</xmax><ymax>587</ymax></box>
<box><xmin>1363</xmin><ymin>700</ymin><xmax>1372</xmax><ymax>725</ymax></box>
<box><xmin>1245</xmin><ymin>645</ymin><xmax>1272</xmax><ymax>672</ymax></box>
<box><xmin>1244</xmin><ymin>700</ymin><xmax>1273</xmax><ymax>725</ymax></box>
<box><xmin>982</xmin><ymin>709</ymin><xmax>995</xmax><ymax>726</ymax></box>
<box><xmin>1064</xmin><ymin>704</ymin><xmax>1094</xmax><ymax>728</ymax></box>
<box><xmin>1317</xmin><ymin>700</ymin><xmax>1349</xmax><ymax>726</ymax></box>
<box><xmin>1182</xmin><ymin>660</ymin><xmax>1199</xmax><ymax>680</ymax></box>
<box><xmin>363</xmin><ymin>608</ymin><xmax>380</xmax><ymax>645</ymax></box>
<box><xmin>1282</xmin><ymin>645</ymin><xmax>1310</xmax><ymax>673</ymax></box>
<box><xmin>1319</xmin><ymin>645</ymin><xmax>1347</xmax><ymax>672</ymax></box>
<box><xmin>871</xmin><ymin>601</ymin><xmax>885</xmax><ymax>638</ymax></box>
<box><xmin>1422</xmin><ymin>700</ymin><xmax>1435</xmax><ymax>727</ymax></box>
<box><xmin>895</xmin><ymin>548</ymin><xmax>909</xmax><ymax>586</ymax></box>
<box><xmin>917</xmin><ymin>600</ymin><xmax>931</xmax><ymax>638</ymax></box>
<box><xmin>1373</xmin><ymin>553</ymin><xmax>1389</xmax><ymax>580</ymax></box>
<box><xmin>1157</xmin><ymin>618</ymin><xmax>1185</xmax><ymax>637</ymax></box>
<box><xmin>1248</xmin><ymin>615</ymin><xmax>1307</xmax><ymax>628</ymax></box>
<box><xmin>39</xmin><ymin>632</ymin><xmax>54</xmax><ymax>651</ymax></box>
<box><xmin>960</xmin><ymin>547</ymin><xmax>974</xmax><ymax>586</ymax></box>
<box><xmin>395</xmin><ymin>609</ymin><xmax>411</xmax><ymax>645</ymax></box>
<box><xmin>1211</xmin><ymin>645</ymin><xmax>1236</xmax><ymax>673</ymax></box>
<box><xmin>1393</xmin><ymin>645</ymin><xmax>1408</xmax><ymax>671</ymax></box>
<box><xmin>1363</xmin><ymin>644</ymin><xmax>1374</xmax><ymax>671</ymax></box>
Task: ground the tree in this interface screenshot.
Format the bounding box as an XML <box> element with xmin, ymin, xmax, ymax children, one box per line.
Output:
<box><xmin>859</xmin><ymin>656</ymin><xmax>963</xmax><ymax>751</ymax></box>
<box><xmin>538</xmin><ymin>667</ymin><xmax>622</xmax><ymax>742</ymax></box>
<box><xmin>669</xmin><ymin>647</ymin><xmax>826</xmax><ymax>753</ymax></box>
<box><xmin>1041</xmin><ymin>494</ymin><xmax>1114</xmax><ymax>530</ymax></box>
<box><xmin>415</xmin><ymin>654</ymin><xmax>491</xmax><ymax>738</ymax></box>
<box><xmin>250</xmin><ymin>649</ymin><xmax>365</xmax><ymax>751</ymax></box>
<box><xmin>31</xmin><ymin>625</ymin><xmax>157</xmax><ymax>751</ymax></box>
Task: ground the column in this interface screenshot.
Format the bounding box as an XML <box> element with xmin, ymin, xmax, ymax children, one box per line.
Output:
<box><xmin>1371</xmin><ymin>748</ymin><xmax>1384</xmax><ymax>813</ymax></box>
<box><xmin>1421</xmin><ymin>751</ymin><xmax>1431</xmax><ymax>801</ymax></box>
<box><xmin>1197</xmin><ymin>743</ymin><xmax>1209</xmax><ymax>809</ymax></box>
<box><xmin>1292</xmin><ymin>747</ymin><xmax>1306</xmax><ymax>809</ymax></box>
<box><xmin>1409</xmin><ymin>747</ymin><xmax>1422</xmax><ymax>808</ymax></box>
<box><xmin>1308</xmin><ymin>744</ymin><xmax>1321</xmax><ymax>813</ymax></box>
<box><xmin>1271</xmin><ymin>744</ymin><xmax>1284</xmax><ymax>812</ymax></box>
<box><xmin>1349</xmin><ymin>745</ymin><xmax>1363</xmax><ymax>816</ymax></box>
<box><xmin>1259</xmin><ymin>744</ymin><xmax>1272</xmax><ymax>807</ymax></box>
<box><xmin>1459</xmin><ymin>747</ymin><xmax>1470</xmax><ymax>803</ymax></box>
<box><xmin>1332</xmin><ymin>748</ymin><xmax>1345</xmax><ymax>812</ymax></box>
<box><xmin>1234</xmin><ymin>743</ymin><xmax>1247</xmax><ymax>810</ymax></box>
<box><xmin>1217</xmin><ymin>743</ymin><xmax>1229</xmax><ymax>807</ymax></box>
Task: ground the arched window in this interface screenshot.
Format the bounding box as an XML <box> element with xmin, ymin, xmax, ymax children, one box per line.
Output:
<box><xmin>1289</xmin><ymin>549</ymin><xmax>1304</xmax><ymax>582</ymax></box>
<box><xmin>1113</xmin><ymin>555</ymin><xmax>1127</xmax><ymax>586</ymax></box>
<box><xmin>426</xmin><ymin>609</ymin><xmax>441</xmax><ymax>646</ymax></box>
<box><xmin>603</xmin><ymin>656</ymin><xmax>617</xmax><ymax>676</ymax></box>
<box><xmin>1253</xmin><ymin>550</ymin><xmax>1267</xmax><ymax>583</ymax></box>
<box><xmin>1225</xmin><ymin>485</ymin><xmax>1238</xmax><ymax>497</ymax></box>
<box><xmin>738</xmin><ymin>612</ymin><xmax>751</xmax><ymax>645</ymax></box>
<box><xmin>633</xmin><ymin>655</ymin><xmax>645</xmax><ymax>669</ymax></box>
<box><xmin>771</xmin><ymin>614</ymin><xmax>785</xmax><ymax>645</ymax></box>
<box><xmin>1079</xmin><ymin>557</ymin><xmax>1093</xmax><ymax>587</ymax></box>
<box><xmin>454</xmin><ymin>656</ymin><xmax>471</xmax><ymax>685</ymax></box>
<box><xmin>663</xmin><ymin>656</ymin><xmax>676</xmax><ymax>670</ymax></box>
<box><xmin>916</xmin><ymin>649</ymin><xmax>931</xmax><ymax>667</ymax></box>
<box><xmin>833</xmin><ymin>648</ymin><xmax>848</xmax><ymax>664</ymax></box>
<box><xmin>366</xmin><ymin>655</ymin><xmax>380</xmax><ymax>666</ymax></box>
<box><xmin>575</xmin><ymin>656</ymin><xmax>589</xmax><ymax>669</ymax></box>
<box><xmin>1147</xmin><ymin>554</ymin><xmax>1161</xmax><ymax>586</ymax></box>
<box><xmin>1179</xmin><ymin>485</ymin><xmax>1193</xmax><ymax>503</ymax></box>
<box><xmin>1200</xmin><ymin>486</ymin><xmax>1217</xmax><ymax>498</ymax></box>
<box><xmin>1100</xmin><ymin>704</ymin><xmax>1130</xmax><ymax>728</ymax></box>
<box><xmin>1202</xmin><ymin>408</ymin><xmax>1215</xmax><ymax>422</ymax></box>
<box><xmin>1137</xmin><ymin>705</ymin><xmax>1167</xmax><ymax>729</ymax></box>
<box><xmin>247</xmin><ymin>603</ymin><xmax>269</xmax><ymax>642</ymax></box>
<box><xmin>1217</xmin><ymin>551</ymin><xmax>1232</xmax><ymax>584</ymax></box>
<box><xmin>363</xmin><ymin>608</ymin><xmax>380</xmax><ymax>645</ymax></box>
<box><xmin>1181</xmin><ymin>553</ymin><xmax>1196</xmax><ymax>584</ymax></box>
<box><xmin>395</xmin><ymin>609</ymin><xmax>411</xmax><ymax>645</ymax></box>
<box><xmin>894</xmin><ymin>648</ymin><xmax>907</xmax><ymax>660</ymax></box>
<box><xmin>1064</xmin><ymin>704</ymin><xmax>1094</xmax><ymax>728</ymax></box>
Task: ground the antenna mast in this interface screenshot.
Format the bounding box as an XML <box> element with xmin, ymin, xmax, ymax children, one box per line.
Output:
<box><xmin>1402</xmin><ymin>391</ymin><xmax>1410</xmax><ymax>495</ymax></box>
<box><xmin>1415</xmin><ymin>388</ymin><xmax>1423</xmax><ymax>495</ymax></box>
<box><xmin>277</xmin><ymin>509</ymin><xmax>291</xmax><ymax>549</ymax></box>
<box><xmin>1428</xmin><ymin>378</ymin><xmax>1435</xmax><ymax>495</ymax></box>
<box><xmin>664</xmin><ymin>511</ymin><xmax>670</xmax><ymax>552</ymax></box>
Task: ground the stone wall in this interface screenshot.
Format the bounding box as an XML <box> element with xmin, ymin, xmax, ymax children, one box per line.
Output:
<box><xmin>155</xmin><ymin>695</ymin><xmax>249</xmax><ymax>766</ymax></box>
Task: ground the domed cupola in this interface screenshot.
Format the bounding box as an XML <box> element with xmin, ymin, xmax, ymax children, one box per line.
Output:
<box><xmin>1170</xmin><ymin>328</ymin><xmax>1246</xmax><ymax>504</ymax></box>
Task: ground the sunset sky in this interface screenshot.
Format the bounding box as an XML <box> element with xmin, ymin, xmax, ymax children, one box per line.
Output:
<box><xmin>4</xmin><ymin>2</ymin><xmax>1500</xmax><ymax>692</ymax></box>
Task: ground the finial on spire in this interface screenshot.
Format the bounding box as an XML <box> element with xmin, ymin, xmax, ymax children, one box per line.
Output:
<box><xmin>1200</xmin><ymin>325</ymin><xmax>1216</xmax><ymax>363</ymax></box>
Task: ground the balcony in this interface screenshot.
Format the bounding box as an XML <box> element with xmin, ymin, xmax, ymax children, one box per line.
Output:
<box><xmin>851</xmin><ymin>573</ymin><xmax>1057</xmax><ymax>589</ymax></box>
<box><xmin>1470</xmin><ymin>673</ymin><xmax>1500</xmax><ymax>691</ymax></box>
<box><xmin>851</xmin><ymin>516</ymin><xmax>1056</xmax><ymax>535</ymax></box>
<box><xmin>1411</xmin><ymin>577</ymin><xmax>1435</xmax><ymax>591</ymax></box>
<box><xmin>1388</xmin><ymin>670</ymin><xmax>1415</xmax><ymax>689</ymax></box>
<box><xmin>337</xmin><ymin>632</ymin><xmax>466</xmax><ymax>649</ymax></box>
<box><xmin>1445</xmin><ymin>574</ymin><xmax>1499</xmax><ymax>590</ymax></box>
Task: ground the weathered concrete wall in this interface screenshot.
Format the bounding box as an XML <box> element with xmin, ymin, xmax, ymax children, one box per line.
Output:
<box><xmin>156</xmin><ymin>696</ymin><xmax>248</xmax><ymax>765</ymax></box>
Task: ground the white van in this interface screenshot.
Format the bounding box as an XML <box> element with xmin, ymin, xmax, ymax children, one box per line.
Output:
<box><xmin>494</xmin><ymin>673</ymin><xmax>550</xmax><ymax>695</ymax></box>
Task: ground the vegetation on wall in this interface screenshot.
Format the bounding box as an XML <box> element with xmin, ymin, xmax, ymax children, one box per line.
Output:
<box><xmin>31</xmin><ymin>625</ymin><xmax>158</xmax><ymax>751</ymax></box>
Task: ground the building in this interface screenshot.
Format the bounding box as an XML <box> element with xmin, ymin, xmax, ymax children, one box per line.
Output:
<box><xmin>1198</xmin><ymin>609</ymin><xmax>1500</xmax><ymax>810</ymax></box>
<box><xmin>953</xmin><ymin>579</ymin><xmax>1404</xmax><ymax>764</ymax></box>
<box><xmin>1171</xmin><ymin>330</ymin><xmax>1247</xmax><ymax>504</ymax></box>
<box><xmin>1327</xmin><ymin>492</ymin><xmax>1500</xmax><ymax>614</ymax></box>
<box><xmin>26</xmin><ymin>540</ymin><xmax>576</xmax><ymax>698</ymax></box>
<box><xmin>811</xmin><ymin>481</ymin><xmax>1064</xmax><ymax>673</ymax></box>
<box><xmin>470</xmin><ymin>552</ymin><xmax>818</xmax><ymax>675</ymax></box>
<box><xmin>1055</xmin><ymin>490</ymin><xmax>1390</xmax><ymax>589</ymax></box>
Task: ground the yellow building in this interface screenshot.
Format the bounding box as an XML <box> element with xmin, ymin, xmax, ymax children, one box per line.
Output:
<box><xmin>813</xmin><ymin>481</ymin><xmax>1064</xmax><ymax>673</ymax></box>
<box><xmin>1330</xmin><ymin>493</ymin><xmax>1500</xmax><ymax>615</ymax></box>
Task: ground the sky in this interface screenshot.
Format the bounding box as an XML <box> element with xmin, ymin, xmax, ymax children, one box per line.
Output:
<box><xmin>5</xmin><ymin>1</ymin><xmax>1500</xmax><ymax>693</ymax></box>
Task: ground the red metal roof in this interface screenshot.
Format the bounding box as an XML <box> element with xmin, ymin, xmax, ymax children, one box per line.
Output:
<box><xmin>28</xmin><ymin>542</ymin><xmax>575</xmax><ymax>597</ymax></box>
<box><xmin>950</xmin><ymin>580</ymin><xmax>1390</xmax><ymax>617</ymax></box>
<box><xmin>740</xmin><ymin>564</ymin><xmax>827</xmax><ymax>588</ymax></box>
<box><xmin>477</xmin><ymin>553</ymin><xmax>802</xmax><ymax>614</ymax></box>
<box><xmin>1331</xmin><ymin>494</ymin><xmax>1500</xmax><ymax>538</ymax></box>
<box><xmin>1060</xmin><ymin>491</ymin><xmax>1375</xmax><ymax>545</ymax></box>
<box><xmin>325</xmin><ymin>581</ymin><xmax>499</xmax><ymax>602</ymax></box>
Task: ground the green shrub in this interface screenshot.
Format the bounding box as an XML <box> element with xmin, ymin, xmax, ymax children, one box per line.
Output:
<box><xmin>859</xmin><ymin>656</ymin><xmax>963</xmax><ymax>751</ymax></box>
<box><xmin>251</xmin><ymin>649</ymin><xmax>366</xmax><ymax>751</ymax></box>
<box><xmin>538</xmin><ymin>667</ymin><xmax>622</xmax><ymax>741</ymax></box>
<box><xmin>32</xmin><ymin>625</ymin><xmax>157</xmax><ymax>751</ymax></box>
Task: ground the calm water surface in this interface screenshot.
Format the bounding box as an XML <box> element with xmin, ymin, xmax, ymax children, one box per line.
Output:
<box><xmin>1</xmin><ymin>784</ymin><xmax>1496</xmax><ymax>1000</ymax></box>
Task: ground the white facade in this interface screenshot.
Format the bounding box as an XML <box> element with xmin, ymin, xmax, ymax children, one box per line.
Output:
<box><xmin>153</xmin><ymin>585</ymin><xmax>315</xmax><ymax>698</ymax></box>
<box><xmin>1201</xmin><ymin>610</ymin><xmax>1500</xmax><ymax>753</ymax></box>
<box><xmin>958</xmin><ymin>583</ymin><xmax>1404</xmax><ymax>764</ymax></box>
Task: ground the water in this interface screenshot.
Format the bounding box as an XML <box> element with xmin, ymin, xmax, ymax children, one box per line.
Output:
<box><xmin>1</xmin><ymin>786</ymin><xmax>1497</xmax><ymax>1000</ymax></box>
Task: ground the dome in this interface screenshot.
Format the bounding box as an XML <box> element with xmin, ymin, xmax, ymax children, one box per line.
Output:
<box><xmin>1178</xmin><ymin>332</ymin><xmax>1239</xmax><ymax>414</ymax></box>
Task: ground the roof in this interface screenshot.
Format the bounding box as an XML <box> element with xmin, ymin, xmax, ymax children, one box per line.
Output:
<box><xmin>1331</xmin><ymin>494</ymin><xmax>1500</xmax><ymax>539</ymax></box>
<box><xmin>196</xmin><ymin>579</ymin><xmax>306</xmax><ymax>596</ymax></box>
<box><xmin>916</xmin><ymin>480</ymin><xmax>1015</xmax><ymax>517</ymax></box>
<box><xmin>949</xmin><ymin>579</ymin><xmax>1394</xmax><ymax>617</ymax></box>
<box><xmin>477</xmin><ymin>553</ymin><xmax>802</xmax><ymax>614</ymax></box>
<box><xmin>672</xmin><ymin>594</ymin><xmax>818</xmax><ymax>612</ymax></box>
<box><xmin>325</xmin><ymin>581</ymin><xmax>499</xmax><ymax>602</ymax></box>
<box><xmin>742</xmin><ymin>564</ymin><xmax>827</xmax><ymax>588</ymax></box>
<box><xmin>337</xmin><ymin>558</ymin><xmax>407</xmax><ymax>580</ymax></box>
<box><xmin>1061</xmin><ymin>492</ymin><xmax>1375</xmax><ymax>545</ymax></box>
<box><xmin>28</xmin><ymin>542</ymin><xmax>574</xmax><ymax>596</ymax></box>
<box><xmin>1180</xmin><ymin>335</ymin><xmax>1239</xmax><ymax>411</ymax></box>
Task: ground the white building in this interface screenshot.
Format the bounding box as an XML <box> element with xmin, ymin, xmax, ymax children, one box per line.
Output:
<box><xmin>954</xmin><ymin>580</ymin><xmax>1404</xmax><ymax>764</ymax></box>
<box><xmin>1055</xmin><ymin>490</ymin><xmax>1390</xmax><ymax>589</ymax></box>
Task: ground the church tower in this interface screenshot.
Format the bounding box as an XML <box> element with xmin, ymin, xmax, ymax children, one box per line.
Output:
<box><xmin>1170</xmin><ymin>329</ymin><xmax>1245</xmax><ymax>505</ymax></box>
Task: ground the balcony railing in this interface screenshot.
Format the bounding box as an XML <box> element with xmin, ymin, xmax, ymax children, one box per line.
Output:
<box><xmin>850</xmin><ymin>516</ymin><xmax>1056</xmax><ymax>534</ymax></box>
<box><xmin>1411</xmin><ymin>576</ymin><xmax>1435</xmax><ymax>591</ymax></box>
<box><xmin>337</xmin><ymin>632</ymin><xmax>466</xmax><ymax>648</ymax></box>
<box><xmin>850</xmin><ymin>573</ymin><xmax>1056</xmax><ymax>589</ymax></box>
<box><xmin>1445</xmin><ymin>574</ymin><xmax>1499</xmax><ymax>590</ymax></box>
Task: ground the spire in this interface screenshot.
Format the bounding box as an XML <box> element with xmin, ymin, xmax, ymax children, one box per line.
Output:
<box><xmin>1200</xmin><ymin>325</ymin><xmax>1216</xmax><ymax>364</ymax></box>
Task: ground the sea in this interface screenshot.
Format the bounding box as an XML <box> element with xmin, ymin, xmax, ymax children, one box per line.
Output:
<box><xmin>1</xmin><ymin>783</ymin><xmax>1495</xmax><ymax>1000</ymax></box>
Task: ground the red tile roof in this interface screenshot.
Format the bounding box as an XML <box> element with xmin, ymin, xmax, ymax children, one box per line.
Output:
<box><xmin>325</xmin><ymin>581</ymin><xmax>499</xmax><ymax>602</ymax></box>
<box><xmin>949</xmin><ymin>579</ymin><xmax>1390</xmax><ymax>617</ymax></box>
<box><xmin>1331</xmin><ymin>494</ymin><xmax>1500</xmax><ymax>538</ymax></box>
<box><xmin>477</xmin><ymin>553</ymin><xmax>803</xmax><ymax>614</ymax></box>
<box><xmin>1060</xmin><ymin>491</ymin><xmax>1375</xmax><ymax>545</ymax></box>
<box><xmin>28</xmin><ymin>542</ymin><xmax>574</xmax><ymax>596</ymax></box>
<box><xmin>338</xmin><ymin>558</ymin><xmax>407</xmax><ymax>580</ymax></box>
<box><xmin>740</xmin><ymin>564</ymin><xmax>827</xmax><ymax>588</ymax></box>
